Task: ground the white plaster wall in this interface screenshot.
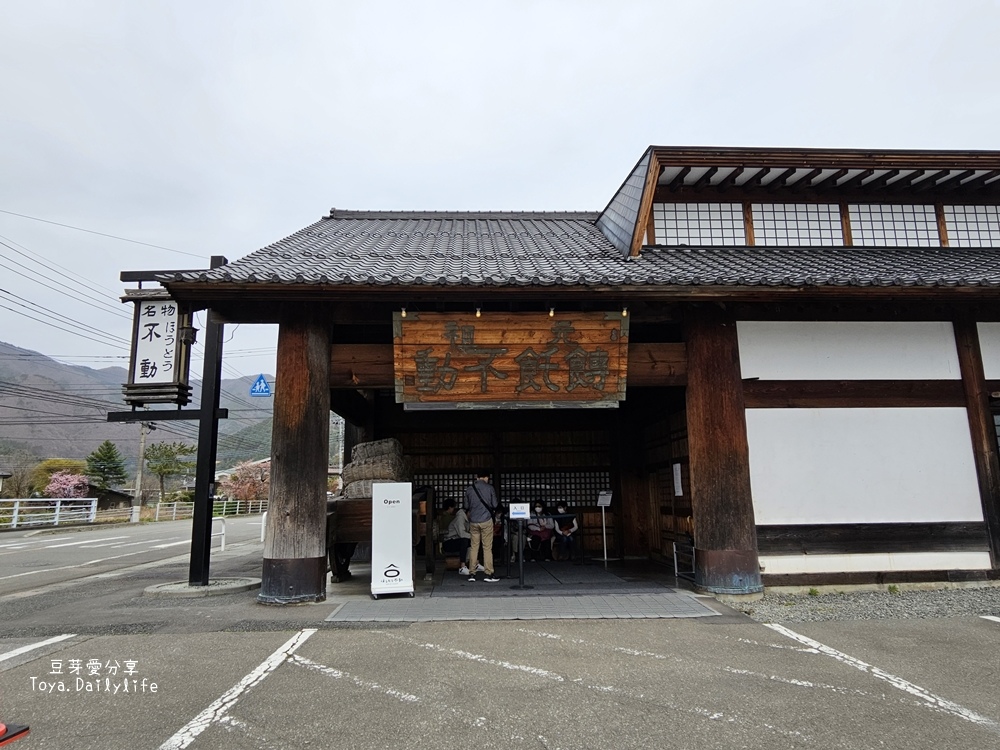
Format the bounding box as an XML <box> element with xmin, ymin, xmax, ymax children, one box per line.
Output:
<box><xmin>759</xmin><ymin>551</ymin><xmax>991</xmax><ymax>575</ymax></box>
<box><xmin>746</xmin><ymin>408</ymin><xmax>983</xmax><ymax>525</ymax></box>
<box><xmin>737</xmin><ymin>321</ymin><xmax>961</xmax><ymax>380</ymax></box>
<box><xmin>978</xmin><ymin>322</ymin><xmax>1000</xmax><ymax>379</ymax></box>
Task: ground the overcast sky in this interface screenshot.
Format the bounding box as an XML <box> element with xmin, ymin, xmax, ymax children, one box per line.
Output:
<box><xmin>2</xmin><ymin>0</ymin><xmax>999</xmax><ymax>385</ymax></box>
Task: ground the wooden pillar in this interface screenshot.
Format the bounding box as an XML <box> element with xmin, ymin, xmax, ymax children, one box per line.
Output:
<box><xmin>954</xmin><ymin>319</ymin><xmax>1000</xmax><ymax>567</ymax></box>
<box><xmin>684</xmin><ymin>307</ymin><xmax>763</xmax><ymax>595</ymax></box>
<box><xmin>259</xmin><ymin>312</ymin><xmax>331</xmax><ymax>604</ymax></box>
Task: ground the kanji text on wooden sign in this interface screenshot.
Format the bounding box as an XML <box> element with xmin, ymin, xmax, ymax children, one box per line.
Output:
<box><xmin>393</xmin><ymin>312</ymin><xmax>628</xmax><ymax>406</ymax></box>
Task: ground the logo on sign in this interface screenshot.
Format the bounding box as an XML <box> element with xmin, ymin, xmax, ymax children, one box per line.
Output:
<box><xmin>383</xmin><ymin>564</ymin><xmax>400</xmax><ymax>579</ymax></box>
<box><xmin>250</xmin><ymin>375</ymin><xmax>271</xmax><ymax>397</ymax></box>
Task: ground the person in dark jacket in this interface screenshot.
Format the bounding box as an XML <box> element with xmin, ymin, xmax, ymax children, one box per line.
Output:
<box><xmin>464</xmin><ymin>471</ymin><xmax>499</xmax><ymax>582</ymax></box>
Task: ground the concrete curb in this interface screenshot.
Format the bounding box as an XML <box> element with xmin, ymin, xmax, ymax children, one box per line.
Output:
<box><xmin>143</xmin><ymin>577</ymin><xmax>262</xmax><ymax>598</ymax></box>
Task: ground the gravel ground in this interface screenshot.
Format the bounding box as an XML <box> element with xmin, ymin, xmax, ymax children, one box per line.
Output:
<box><xmin>737</xmin><ymin>585</ymin><xmax>1000</xmax><ymax>623</ymax></box>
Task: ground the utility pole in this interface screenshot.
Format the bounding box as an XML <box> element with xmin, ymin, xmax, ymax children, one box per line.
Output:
<box><xmin>132</xmin><ymin>421</ymin><xmax>153</xmax><ymax>523</ymax></box>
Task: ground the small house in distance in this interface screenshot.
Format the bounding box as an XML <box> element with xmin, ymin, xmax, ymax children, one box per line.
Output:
<box><xmin>156</xmin><ymin>145</ymin><xmax>1000</xmax><ymax>603</ymax></box>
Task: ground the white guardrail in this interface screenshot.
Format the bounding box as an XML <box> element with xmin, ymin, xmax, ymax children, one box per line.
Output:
<box><xmin>0</xmin><ymin>498</ymin><xmax>268</xmax><ymax>530</ymax></box>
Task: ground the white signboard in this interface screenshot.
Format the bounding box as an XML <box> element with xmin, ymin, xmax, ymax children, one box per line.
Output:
<box><xmin>131</xmin><ymin>300</ymin><xmax>179</xmax><ymax>385</ymax></box>
<box><xmin>371</xmin><ymin>482</ymin><xmax>414</xmax><ymax>598</ymax></box>
<box><xmin>673</xmin><ymin>463</ymin><xmax>684</xmax><ymax>497</ymax></box>
<box><xmin>509</xmin><ymin>502</ymin><xmax>530</xmax><ymax>520</ymax></box>
<box><xmin>597</xmin><ymin>490</ymin><xmax>612</xmax><ymax>507</ymax></box>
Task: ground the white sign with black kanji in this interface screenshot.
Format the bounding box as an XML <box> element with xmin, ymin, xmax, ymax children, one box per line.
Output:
<box><xmin>130</xmin><ymin>301</ymin><xmax>179</xmax><ymax>385</ymax></box>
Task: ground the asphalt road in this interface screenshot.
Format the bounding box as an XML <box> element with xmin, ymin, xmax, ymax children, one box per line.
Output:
<box><xmin>1</xmin><ymin>520</ymin><xmax>998</xmax><ymax>750</ymax></box>
<box><xmin>0</xmin><ymin>517</ymin><xmax>265</xmax><ymax>596</ymax></box>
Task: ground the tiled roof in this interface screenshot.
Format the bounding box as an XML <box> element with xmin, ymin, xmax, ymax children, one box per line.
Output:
<box><xmin>161</xmin><ymin>210</ymin><xmax>1000</xmax><ymax>289</ymax></box>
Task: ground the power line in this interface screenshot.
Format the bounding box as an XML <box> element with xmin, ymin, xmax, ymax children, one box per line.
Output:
<box><xmin>0</xmin><ymin>242</ymin><xmax>132</xmax><ymax>320</ymax></box>
<box><xmin>0</xmin><ymin>302</ymin><xmax>127</xmax><ymax>349</ymax></box>
<box><xmin>0</xmin><ymin>208</ymin><xmax>204</xmax><ymax>259</ymax></box>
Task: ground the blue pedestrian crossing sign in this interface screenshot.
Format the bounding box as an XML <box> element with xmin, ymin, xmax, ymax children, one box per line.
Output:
<box><xmin>250</xmin><ymin>374</ymin><xmax>272</xmax><ymax>397</ymax></box>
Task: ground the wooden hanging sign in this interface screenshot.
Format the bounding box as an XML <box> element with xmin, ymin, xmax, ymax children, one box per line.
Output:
<box><xmin>393</xmin><ymin>312</ymin><xmax>628</xmax><ymax>408</ymax></box>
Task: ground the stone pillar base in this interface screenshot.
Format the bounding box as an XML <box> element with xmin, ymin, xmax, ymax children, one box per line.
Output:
<box><xmin>258</xmin><ymin>557</ymin><xmax>327</xmax><ymax>605</ymax></box>
<box><xmin>694</xmin><ymin>548</ymin><xmax>763</xmax><ymax>595</ymax></box>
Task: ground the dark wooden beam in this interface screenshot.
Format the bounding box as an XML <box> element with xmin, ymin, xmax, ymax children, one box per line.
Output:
<box><xmin>259</xmin><ymin>312</ymin><xmax>331</xmax><ymax>604</ymax></box>
<box><xmin>668</xmin><ymin>166</ymin><xmax>692</xmax><ymax>191</ymax></box>
<box><xmin>331</xmin><ymin>343</ymin><xmax>395</xmax><ymax>388</ymax></box>
<box><xmin>862</xmin><ymin>169</ymin><xmax>900</xmax><ymax>190</ymax></box>
<box><xmin>888</xmin><ymin>169</ymin><xmax>925</xmax><ymax>189</ymax></box>
<box><xmin>936</xmin><ymin>169</ymin><xmax>976</xmax><ymax>191</ymax></box>
<box><xmin>683</xmin><ymin>306</ymin><xmax>762</xmax><ymax>594</ymax></box>
<box><xmin>326</xmin><ymin>341</ymin><xmax>688</xmax><ymax>390</ymax></box>
<box><xmin>838</xmin><ymin>169</ymin><xmax>875</xmax><ymax>190</ymax></box>
<box><xmin>954</xmin><ymin>319</ymin><xmax>1000</xmax><ymax>567</ymax></box>
<box><xmin>757</xmin><ymin>522</ymin><xmax>989</xmax><ymax>555</ymax></box>
<box><xmin>330</xmin><ymin>388</ymin><xmax>374</xmax><ymax>427</ymax></box>
<box><xmin>625</xmin><ymin>343</ymin><xmax>687</xmax><ymax>386</ymax></box>
<box><xmin>812</xmin><ymin>168</ymin><xmax>848</xmax><ymax>189</ymax></box>
<box><xmin>742</xmin><ymin>167</ymin><xmax>771</xmax><ymax>189</ymax></box>
<box><xmin>630</xmin><ymin>155</ymin><xmax>662</xmax><ymax>258</ymax></box>
<box><xmin>765</xmin><ymin>167</ymin><xmax>798</xmax><ymax>193</ymax></box>
<box><xmin>715</xmin><ymin>166</ymin><xmax>744</xmax><ymax>192</ymax></box>
<box><xmin>788</xmin><ymin>167</ymin><xmax>823</xmax><ymax>189</ymax></box>
<box><xmin>692</xmin><ymin>166</ymin><xmax>719</xmax><ymax>190</ymax></box>
<box><xmin>961</xmin><ymin>170</ymin><xmax>1000</xmax><ymax>190</ymax></box>
<box><xmin>742</xmin><ymin>379</ymin><xmax>965</xmax><ymax>408</ymax></box>
<box><xmin>913</xmin><ymin>169</ymin><xmax>951</xmax><ymax>192</ymax></box>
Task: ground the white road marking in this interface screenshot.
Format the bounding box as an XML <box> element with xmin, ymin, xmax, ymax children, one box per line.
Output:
<box><xmin>981</xmin><ymin>616</ymin><xmax>1000</xmax><ymax>625</ymax></box>
<box><xmin>152</xmin><ymin>541</ymin><xmax>189</xmax><ymax>549</ymax></box>
<box><xmin>766</xmin><ymin>623</ymin><xmax>1000</xmax><ymax>733</ymax></box>
<box><xmin>109</xmin><ymin>539</ymin><xmax>170</xmax><ymax>548</ymax></box>
<box><xmin>0</xmin><ymin>548</ymin><xmax>177</xmax><ymax>581</ymax></box>
<box><xmin>43</xmin><ymin>536</ymin><xmax>129</xmax><ymax>548</ymax></box>
<box><xmin>0</xmin><ymin>539</ymin><xmax>259</xmax><ymax>601</ymax></box>
<box><xmin>0</xmin><ymin>535</ymin><xmax>78</xmax><ymax>549</ymax></box>
<box><xmin>736</xmin><ymin>636</ymin><xmax>819</xmax><ymax>653</ymax></box>
<box><xmin>724</xmin><ymin>667</ymin><xmax>876</xmax><ymax>697</ymax></box>
<box><xmin>159</xmin><ymin>628</ymin><xmax>317</xmax><ymax>750</ymax></box>
<box><xmin>375</xmin><ymin>630</ymin><xmax>806</xmax><ymax>740</ymax></box>
<box><xmin>417</xmin><ymin>641</ymin><xmax>565</xmax><ymax>681</ymax></box>
<box><xmin>0</xmin><ymin>633</ymin><xmax>76</xmax><ymax>663</ymax></box>
<box><xmin>291</xmin><ymin>655</ymin><xmax>420</xmax><ymax>702</ymax></box>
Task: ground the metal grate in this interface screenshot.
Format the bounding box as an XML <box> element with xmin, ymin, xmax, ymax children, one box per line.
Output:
<box><xmin>414</xmin><ymin>470</ymin><xmax>611</xmax><ymax>513</ymax></box>
<box><xmin>673</xmin><ymin>540</ymin><xmax>696</xmax><ymax>582</ymax></box>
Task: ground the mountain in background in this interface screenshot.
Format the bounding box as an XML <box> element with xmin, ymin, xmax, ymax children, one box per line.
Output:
<box><xmin>0</xmin><ymin>340</ymin><xmax>342</xmax><ymax>477</ymax></box>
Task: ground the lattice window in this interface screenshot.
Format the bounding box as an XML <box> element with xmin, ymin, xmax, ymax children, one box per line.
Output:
<box><xmin>413</xmin><ymin>470</ymin><xmax>611</xmax><ymax>513</ymax></box>
<box><xmin>751</xmin><ymin>203</ymin><xmax>843</xmax><ymax>246</ymax></box>
<box><xmin>849</xmin><ymin>204</ymin><xmax>940</xmax><ymax>246</ymax></box>
<box><xmin>944</xmin><ymin>205</ymin><xmax>1000</xmax><ymax>247</ymax></box>
<box><xmin>500</xmin><ymin>470</ymin><xmax>611</xmax><ymax>511</ymax></box>
<box><xmin>653</xmin><ymin>203</ymin><xmax>745</xmax><ymax>246</ymax></box>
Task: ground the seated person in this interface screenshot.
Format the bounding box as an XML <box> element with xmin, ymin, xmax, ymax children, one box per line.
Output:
<box><xmin>551</xmin><ymin>503</ymin><xmax>578</xmax><ymax>561</ymax></box>
<box><xmin>434</xmin><ymin>500</ymin><xmax>458</xmax><ymax>552</ymax></box>
<box><xmin>442</xmin><ymin>505</ymin><xmax>471</xmax><ymax>574</ymax></box>
<box><xmin>524</xmin><ymin>503</ymin><xmax>555</xmax><ymax>561</ymax></box>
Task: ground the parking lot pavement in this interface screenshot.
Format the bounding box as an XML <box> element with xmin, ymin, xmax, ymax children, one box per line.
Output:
<box><xmin>2</xmin><ymin>616</ymin><xmax>998</xmax><ymax>749</ymax></box>
<box><xmin>2</xmin><ymin>538</ymin><xmax>998</xmax><ymax>749</ymax></box>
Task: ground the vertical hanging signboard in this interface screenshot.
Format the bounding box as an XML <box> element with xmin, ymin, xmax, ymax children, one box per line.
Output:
<box><xmin>371</xmin><ymin>482</ymin><xmax>414</xmax><ymax>599</ymax></box>
<box><xmin>122</xmin><ymin>292</ymin><xmax>194</xmax><ymax>406</ymax></box>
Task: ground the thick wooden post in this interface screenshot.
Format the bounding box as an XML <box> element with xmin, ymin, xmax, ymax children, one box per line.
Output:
<box><xmin>954</xmin><ymin>319</ymin><xmax>1000</xmax><ymax>567</ymax></box>
<box><xmin>684</xmin><ymin>307</ymin><xmax>763</xmax><ymax>595</ymax></box>
<box><xmin>259</xmin><ymin>312</ymin><xmax>331</xmax><ymax>604</ymax></box>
